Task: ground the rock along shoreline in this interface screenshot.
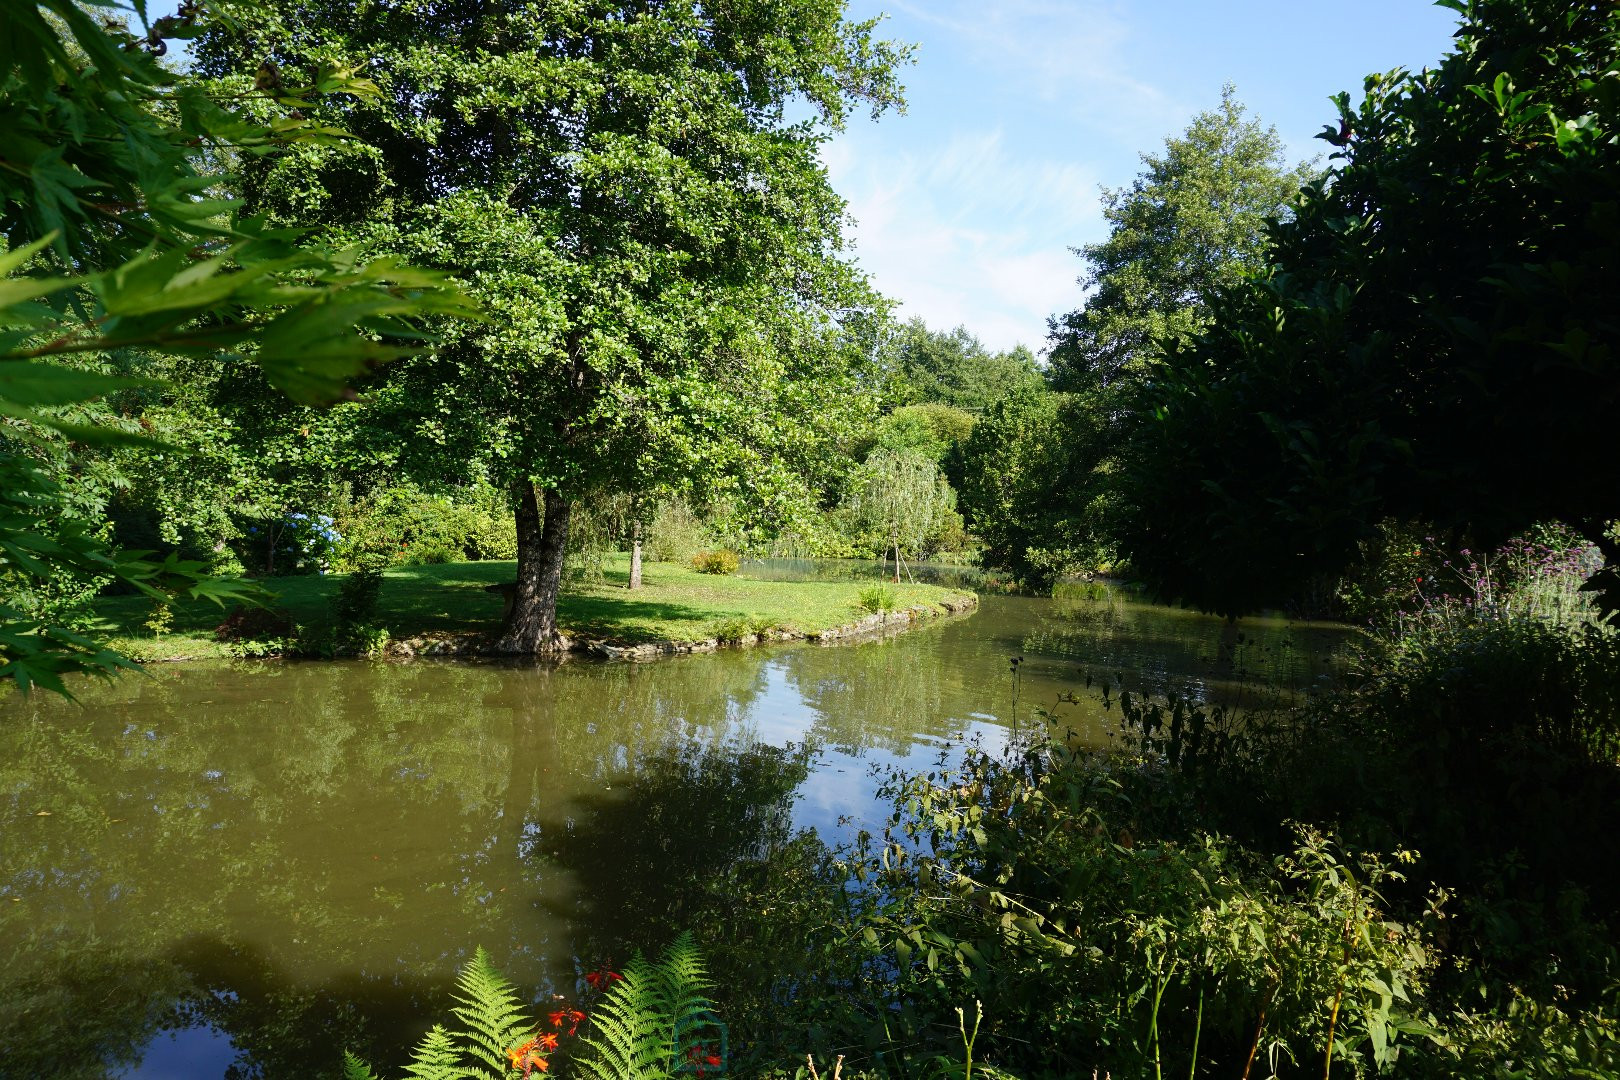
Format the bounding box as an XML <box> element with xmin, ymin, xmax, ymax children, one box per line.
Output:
<box><xmin>389</xmin><ymin>591</ymin><xmax>980</xmax><ymax>661</ymax></box>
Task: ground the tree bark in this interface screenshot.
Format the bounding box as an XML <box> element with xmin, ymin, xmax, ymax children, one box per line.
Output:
<box><xmin>628</xmin><ymin>512</ymin><xmax>643</xmax><ymax>590</ymax></box>
<box><xmin>492</xmin><ymin>483</ymin><xmax>573</xmax><ymax>655</ymax></box>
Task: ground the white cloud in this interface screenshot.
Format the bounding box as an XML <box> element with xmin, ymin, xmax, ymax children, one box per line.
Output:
<box><xmin>830</xmin><ymin>125</ymin><xmax>1103</xmax><ymax>353</ymax></box>
<box><xmin>822</xmin><ymin>1</ymin><xmax>1196</xmax><ymax>352</ymax></box>
<box><xmin>887</xmin><ymin>0</ymin><xmax>1192</xmax><ymax>139</ymax></box>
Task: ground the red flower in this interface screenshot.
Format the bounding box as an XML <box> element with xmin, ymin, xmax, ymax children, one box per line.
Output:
<box><xmin>686</xmin><ymin>1043</ymin><xmax>723</xmax><ymax>1076</ymax></box>
<box><xmin>547</xmin><ymin>1010</ymin><xmax>568</xmax><ymax>1029</ymax></box>
<box><xmin>585</xmin><ymin>969</ymin><xmax>623</xmax><ymax>991</ymax></box>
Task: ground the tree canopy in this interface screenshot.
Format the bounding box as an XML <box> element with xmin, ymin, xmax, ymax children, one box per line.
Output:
<box><xmin>199</xmin><ymin>0</ymin><xmax>911</xmax><ymax>652</ymax></box>
<box><xmin>885</xmin><ymin>317</ymin><xmax>1043</xmax><ymax>413</ymax></box>
<box><xmin>1047</xmin><ymin>85</ymin><xmax>1313</xmax><ymax>396</ymax></box>
<box><xmin>1117</xmin><ymin>0</ymin><xmax>1620</xmax><ymax>615</ymax></box>
<box><xmin>959</xmin><ymin>89</ymin><xmax>1307</xmax><ymax>588</ymax></box>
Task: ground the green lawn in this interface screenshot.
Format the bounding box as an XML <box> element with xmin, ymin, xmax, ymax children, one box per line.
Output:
<box><xmin>91</xmin><ymin>556</ymin><xmax>972</xmax><ymax>661</ymax></box>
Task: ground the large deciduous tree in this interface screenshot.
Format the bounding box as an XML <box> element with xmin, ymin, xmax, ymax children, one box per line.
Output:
<box><xmin>202</xmin><ymin>0</ymin><xmax>908</xmax><ymax>654</ymax></box>
<box><xmin>1117</xmin><ymin>0</ymin><xmax>1620</xmax><ymax>615</ymax></box>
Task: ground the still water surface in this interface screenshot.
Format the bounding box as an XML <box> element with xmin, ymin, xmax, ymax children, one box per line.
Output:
<box><xmin>0</xmin><ymin>563</ymin><xmax>1352</xmax><ymax>1079</ymax></box>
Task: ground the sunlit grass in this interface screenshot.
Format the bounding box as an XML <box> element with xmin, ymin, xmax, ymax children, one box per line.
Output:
<box><xmin>90</xmin><ymin>555</ymin><xmax>969</xmax><ymax>660</ymax></box>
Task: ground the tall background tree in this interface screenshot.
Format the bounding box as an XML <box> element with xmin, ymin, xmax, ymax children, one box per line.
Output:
<box><xmin>884</xmin><ymin>317</ymin><xmax>1043</xmax><ymax>413</ymax></box>
<box><xmin>1117</xmin><ymin>0</ymin><xmax>1620</xmax><ymax>615</ymax></box>
<box><xmin>959</xmin><ymin>89</ymin><xmax>1309</xmax><ymax>588</ymax></box>
<box><xmin>1046</xmin><ymin>85</ymin><xmax>1314</xmax><ymax>397</ymax></box>
<box><xmin>199</xmin><ymin>0</ymin><xmax>910</xmax><ymax>654</ymax></box>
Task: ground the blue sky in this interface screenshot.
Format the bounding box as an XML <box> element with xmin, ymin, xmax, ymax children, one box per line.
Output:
<box><xmin>828</xmin><ymin>1</ymin><xmax>1463</xmax><ymax>353</ymax></box>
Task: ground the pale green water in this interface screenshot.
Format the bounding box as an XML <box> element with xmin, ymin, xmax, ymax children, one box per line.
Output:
<box><xmin>0</xmin><ymin>567</ymin><xmax>1351</xmax><ymax>1078</ymax></box>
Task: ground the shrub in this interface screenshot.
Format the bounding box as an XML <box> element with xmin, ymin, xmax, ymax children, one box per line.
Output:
<box><xmin>239</xmin><ymin>512</ymin><xmax>340</xmax><ymax>576</ymax></box>
<box><xmin>711</xmin><ymin>615</ymin><xmax>778</xmax><ymax>644</ymax></box>
<box><xmin>307</xmin><ymin>560</ymin><xmax>391</xmax><ymax>658</ymax></box>
<box><xmin>332</xmin><ymin>482</ymin><xmax>516</xmax><ymax>571</ymax></box>
<box><xmin>691</xmin><ymin>549</ymin><xmax>740</xmax><ymax>575</ymax></box>
<box><xmin>332</xmin><ymin>563</ymin><xmax>387</xmax><ymax>628</ymax></box>
<box><xmin>836</xmin><ymin>737</ymin><xmax>1440</xmax><ymax>1079</ymax></box>
<box><xmin>142</xmin><ymin>599</ymin><xmax>173</xmax><ymax>637</ymax></box>
<box><xmin>855</xmin><ymin>584</ymin><xmax>897</xmax><ymax>613</ymax></box>
<box><xmin>648</xmin><ymin>499</ymin><xmax>709</xmax><ymax>564</ymax></box>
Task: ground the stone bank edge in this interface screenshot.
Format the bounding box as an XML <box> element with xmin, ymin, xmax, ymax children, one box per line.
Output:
<box><xmin>392</xmin><ymin>591</ymin><xmax>979</xmax><ymax>660</ymax></box>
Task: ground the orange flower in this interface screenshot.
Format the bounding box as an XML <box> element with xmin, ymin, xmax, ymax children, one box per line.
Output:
<box><xmin>506</xmin><ymin>1037</ymin><xmax>549</xmax><ymax>1078</ymax></box>
<box><xmin>537</xmin><ymin>1032</ymin><xmax>559</xmax><ymax>1052</ymax></box>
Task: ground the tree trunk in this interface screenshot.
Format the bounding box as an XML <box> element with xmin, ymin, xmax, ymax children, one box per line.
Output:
<box><xmin>492</xmin><ymin>483</ymin><xmax>573</xmax><ymax>655</ymax></box>
<box><xmin>628</xmin><ymin>514</ymin><xmax>643</xmax><ymax>590</ymax></box>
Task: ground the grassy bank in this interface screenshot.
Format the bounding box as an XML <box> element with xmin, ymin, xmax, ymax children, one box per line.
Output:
<box><xmin>91</xmin><ymin>556</ymin><xmax>972</xmax><ymax>662</ymax></box>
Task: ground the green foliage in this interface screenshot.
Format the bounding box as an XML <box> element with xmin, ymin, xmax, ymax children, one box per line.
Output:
<box><xmin>860</xmin><ymin>404</ymin><xmax>977</xmax><ymax>468</ymax></box>
<box><xmin>334</xmin><ymin>483</ymin><xmax>517</xmax><ymax>571</ymax></box>
<box><xmin>955</xmin><ymin>389</ymin><xmax>1103</xmax><ymax>590</ymax></box>
<box><xmin>310</xmin><ymin>561</ymin><xmax>390</xmax><ymax>658</ymax></box>
<box><xmin>575</xmin><ymin>933</ymin><xmax>724</xmax><ymax>1080</ymax></box>
<box><xmin>196</xmin><ymin>0</ymin><xmax>912</xmax><ymax>648</ymax></box>
<box><xmin>1048</xmin><ymin>86</ymin><xmax>1313</xmax><ymax>396</ymax></box>
<box><xmin>0</xmin><ymin>1</ymin><xmax>471</xmax><ymax>693</ymax></box>
<box><xmin>646</xmin><ymin>501</ymin><xmax>709</xmax><ymax>566</ymax></box>
<box><xmin>1117</xmin><ymin>0</ymin><xmax>1620</xmax><ymax>614</ymax></box>
<box><xmin>347</xmin><ymin>947</ymin><xmax>536</xmax><ymax>1080</ymax></box>
<box><xmin>856</xmin><ymin>584</ymin><xmax>898</xmax><ymax>614</ymax></box>
<box><xmin>847</xmin><ymin>450</ymin><xmax>961</xmax><ymax>568</ymax></box>
<box><xmin>141</xmin><ymin>600</ymin><xmax>174</xmax><ymax>638</ymax></box>
<box><xmin>1</xmin><ymin>455</ymin><xmax>251</xmax><ymax>693</ymax></box>
<box><xmin>837</xmin><ymin>739</ymin><xmax>1439</xmax><ymax>1078</ymax></box>
<box><xmin>691</xmin><ymin>550</ymin><xmax>741</xmax><ymax>576</ymax></box>
<box><xmin>710</xmin><ymin>614</ymin><xmax>781</xmax><ymax>644</ymax></box>
<box><xmin>885</xmin><ymin>319</ymin><xmax>1043</xmax><ymax>413</ymax></box>
<box><xmin>1337</xmin><ymin>523</ymin><xmax>1605</xmax><ymax>632</ymax></box>
<box><xmin>1001</xmin><ymin>88</ymin><xmax>1308</xmax><ymax>593</ymax></box>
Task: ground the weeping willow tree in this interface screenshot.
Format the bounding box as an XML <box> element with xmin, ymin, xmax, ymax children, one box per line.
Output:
<box><xmin>855</xmin><ymin>449</ymin><xmax>958</xmax><ymax>582</ymax></box>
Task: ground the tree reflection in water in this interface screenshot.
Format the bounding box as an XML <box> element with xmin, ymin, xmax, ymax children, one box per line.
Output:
<box><xmin>0</xmin><ymin>659</ymin><xmax>819</xmax><ymax>1079</ymax></box>
<box><xmin>0</xmin><ymin>583</ymin><xmax>1350</xmax><ymax>1078</ymax></box>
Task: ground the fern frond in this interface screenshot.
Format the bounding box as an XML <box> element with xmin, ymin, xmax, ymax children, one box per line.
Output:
<box><xmin>576</xmin><ymin>932</ymin><xmax>722</xmax><ymax>1080</ymax></box>
<box><xmin>402</xmin><ymin>1024</ymin><xmax>464</xmax><ymax>1080</ymax></box>
<box><xmin>449</xmin><ymin>946</ymin><xmax>535</xmax><ymax>1079</ymax></box>
<box><xmin>343</xmin><ymin>1050</ymin><xmax>382</xmax><ymax>1080</ymax></box>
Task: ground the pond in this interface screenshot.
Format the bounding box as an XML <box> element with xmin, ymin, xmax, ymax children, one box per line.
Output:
<box><xmin>0</xmin><ymin>563</ymin><xmax>1353</xmax><ymax>1079</ymax></box>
